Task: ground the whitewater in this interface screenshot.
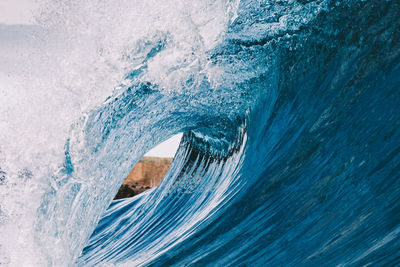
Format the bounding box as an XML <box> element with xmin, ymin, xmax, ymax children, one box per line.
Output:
<box><xmin>0</xmin><ymin>0</ymin><xmax>399</xmax><ymax>266</ymax></box>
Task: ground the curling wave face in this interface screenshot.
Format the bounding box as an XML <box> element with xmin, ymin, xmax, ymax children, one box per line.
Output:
<box><xmin>1</xmin><ymin>0</ymin><xmax>400</xmax><ymax>266</ymax></box>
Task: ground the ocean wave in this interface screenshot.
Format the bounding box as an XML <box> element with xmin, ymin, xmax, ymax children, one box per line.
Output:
<box><xmin>1</xmin><ymin>0</ymin><xmax>399</xmax><ymax>266</ymax></box>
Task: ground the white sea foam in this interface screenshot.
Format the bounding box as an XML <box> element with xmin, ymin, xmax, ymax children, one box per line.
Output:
<box><xmin>0</xmin><ymin>1</ymin><xmax>239</xmax><ymax>265</ymax></box>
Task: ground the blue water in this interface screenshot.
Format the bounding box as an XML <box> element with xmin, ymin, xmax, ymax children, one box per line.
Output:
<box><xmin>73</xmin><ymin>1</ymin><xmax>400</xmax><ymax>266</ymax></box>
<box><xmin>1</xmin><ymin>0</ymin><xmax>399</xmax><ymax>266</ymax></box>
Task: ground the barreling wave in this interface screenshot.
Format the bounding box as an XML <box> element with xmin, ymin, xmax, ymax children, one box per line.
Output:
<box><xmin>1</xmin><ymin>0</ymin><xmax>399</xmax><ymax>266</ymax></box>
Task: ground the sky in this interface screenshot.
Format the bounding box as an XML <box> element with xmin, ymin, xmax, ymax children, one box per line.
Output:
<box><xmin>0</xmin><ymin>0</ymin><xmax>39</xmax><ymax>25</ymax></box>
<box><xmin>145</xmin><ymin>133</ymin><xmax>183</xmax><ymax>158</ymax></box>
<box><xmin>0</xmin><ymin>0</ymin><xmax>183</xmax><ymax>158</ymax></box>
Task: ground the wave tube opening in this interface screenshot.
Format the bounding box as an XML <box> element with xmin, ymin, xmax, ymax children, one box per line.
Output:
<box><xmin>113</xmin><ymin>134</ymin><xmax>182</xmax><ymax>200</ymax></box>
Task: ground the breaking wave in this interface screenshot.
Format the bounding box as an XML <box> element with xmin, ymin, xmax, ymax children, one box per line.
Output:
<box><xmin>1</xmin><ymin>0</ymin><xmax>399</xmax><ymax>266</ymax></box>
